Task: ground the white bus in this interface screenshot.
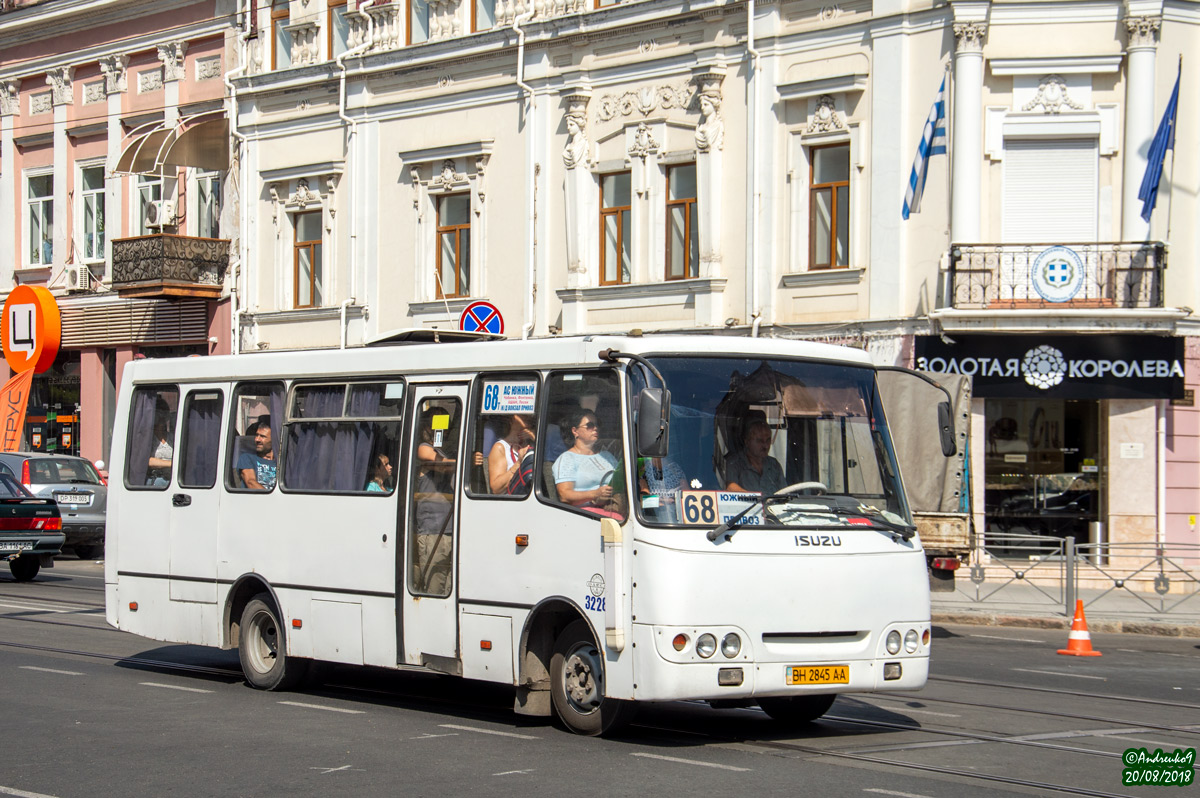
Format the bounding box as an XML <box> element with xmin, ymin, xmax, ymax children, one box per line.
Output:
<box><xmin>105</xmin><ymin>333</ymin><xmax>950</xmax><ymax>735</ymax></box>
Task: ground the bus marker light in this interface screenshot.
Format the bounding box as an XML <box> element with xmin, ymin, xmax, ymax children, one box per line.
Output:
<box><xmin>883</xmin><ymin>662</ymin><xmax>902</xmax><ymax>681</ymax></box>
<box><xmin>292</xmin><ymin>619</ymin><xmax>302</xmax><ymax>629</ymax></box>
<box><xmin>930</xmin><ymin>557</ymin><xmax>960</xmax><ymax>571</ymax></box>
<box><xmin>481</xmin><ymin>640</ymin><xmax>492</xmax><ymax>651</ymax></box>
<box><xmin>672</xmin><ymin>634</ymin><xmax>689</xmax><ymax>651</ymax></box>
<box><xmin>129</xmin><ymin>602</ymin><xmax>138</xmax><ymax>612</ymax></box>
<box><xmin>717</xmin><ymin>668</ymin><xmax>743</xmax><ymax>686</ymax></box>
<box><xmin>921</xmin><ymin>629</ymin><xmax>930</xmax><ymax>646</ymax></box>
<box><xmin>515</xmin><ymin>535</ymin><xmax>529</xmax><ymax>547</ymax></box>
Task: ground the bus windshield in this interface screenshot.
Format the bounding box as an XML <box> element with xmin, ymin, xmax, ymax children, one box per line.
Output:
<box><xmin>632</xmin><ymin>356</ymin><xmax>910</xmax><ymax>531</ymax></box>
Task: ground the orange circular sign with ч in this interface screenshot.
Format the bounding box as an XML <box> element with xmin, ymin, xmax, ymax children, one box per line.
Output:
<box><xmin>3</xmin><ymin>285</ymin><xmax>61</xmax><ymax>374</ymax></box>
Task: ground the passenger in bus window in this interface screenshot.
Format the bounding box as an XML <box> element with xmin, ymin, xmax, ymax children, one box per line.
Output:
<box><xmin>488</xmin><ymin>413</ymin><xmax>535</xmax><ymax>494</ymax></box>
<box><xmin>414</xmin><ymin>412</ymin><xmax>455</xmax><ymax>594</ymax></box>
<box><xmin>553</xmin><ymin>410</ymin><xmax>618</xmax><ymax>509</ymax></box>
<box><xmin>366</xmin><ymin>454</ymin><xmax>392</xmax><ymax>492</ymax></box>
<box><xmin>238</xmin><ymin>416</ymin><xmax>277</xmax><ymax>490</ymax></box>
<box><xmin>724</xmin><ymin>419</ymin><xmax>784</xmax><ymax>495</ymax></box>
<box><xmin>147</xmin><ymin>419</ymin><xmax>174</xmax><ymax>487</ymax></box>
<box><xmin>639</xmin><ymin>455</ymin><xmax>688</xmax><ymax>521</ymax></box>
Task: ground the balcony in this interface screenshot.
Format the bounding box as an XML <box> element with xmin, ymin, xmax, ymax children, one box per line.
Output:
<box><xmin>946</xmin><ymin>242</ymin><xmax>1165</xmax><ymax>310</ymax></box>
<box><xmin>111</xmin><ymin>234</ymin><xmax>228</xmax><ymax>299</ymax></box>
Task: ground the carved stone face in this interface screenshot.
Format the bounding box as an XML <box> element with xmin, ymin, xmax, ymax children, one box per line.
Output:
<box><xmin>567</xmin><ymin>116</ymin><xmax>580</xmax><ymax>135</ymax></box>
<box><xmin>699</xmin><ymin>95</ymin><xmax>714</xmax><ymax>116</ymax></box>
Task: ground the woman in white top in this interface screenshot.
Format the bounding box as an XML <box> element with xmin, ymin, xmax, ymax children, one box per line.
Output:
<box><xmin>552</xmin><ymin>410</ymin><xmax>617</xmax><ymax>507</ymax></box>
<box><xmin>487</xmin><ymin>414</ymin><xmax>535</xmax><ymax>494</ymax></box>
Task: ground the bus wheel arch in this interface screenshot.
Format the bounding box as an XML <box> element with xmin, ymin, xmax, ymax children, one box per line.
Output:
<box><xmin>223</xmin><ymin>574</ymin><xmax>277</xmax><ymax>650</ymax></box>
<box><xmin>515</xmin><ymin>597</ymin><xmax>586</xmax><ymax>718</ymax></box>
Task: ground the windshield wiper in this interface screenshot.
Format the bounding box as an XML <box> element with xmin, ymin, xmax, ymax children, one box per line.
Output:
<box><xmin>706</xmin><ymin>496</ymin><xmax>916</xmax><ymax>541</ymax></box>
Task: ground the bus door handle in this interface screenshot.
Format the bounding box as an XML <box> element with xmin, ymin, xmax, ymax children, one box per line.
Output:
<box><xmin>172</xmin><ymin>493</ymin><xmax>192</xmax><ymax>507</ymax></box>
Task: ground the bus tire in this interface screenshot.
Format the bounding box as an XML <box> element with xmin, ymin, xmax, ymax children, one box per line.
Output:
<box><xmin>238</xmin><ymin>594</ymin><xmax>307</xmax><ymax>691</ymax></box>
<box><xmin>549</xmin><ymin>619</ymin><xmax>635</xmax><ymax>736</ymax></box>
<box><xmin>757</xmin><ymin>694</ymin><xmax>836</xmax><ymax>725</ymax></box>
<box><xmin>9</xmin><ymin>555</ymin><xmax>40</xmax><ymax>582</ymax></box>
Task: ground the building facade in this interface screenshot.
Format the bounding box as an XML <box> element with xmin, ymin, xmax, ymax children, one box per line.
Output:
<box><xmin>0</xmin><ymin>0</ymin><xmax>240</xmax><ymax>466</ymax></box>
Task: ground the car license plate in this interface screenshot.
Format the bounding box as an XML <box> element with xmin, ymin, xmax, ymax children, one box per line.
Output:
<box><xmin>0</xmin><ymin>542</ymin><xmax>34</xmax><ymax>552</ymax></box>
<box><xmin>54</xmin><ymin>492</ymin><xmax>92</xmax><ymax>506</ymax></box>
<box><xmin>786</xmin><ymin>664</ymin><xmax>849</xmax><ymax>685</ymax></box>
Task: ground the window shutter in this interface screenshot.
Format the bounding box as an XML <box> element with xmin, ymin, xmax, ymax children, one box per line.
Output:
<box><xmin>1002</xmin><ymin>138</ymin><xmax>1097</xmax><ymax>243</ymax></box>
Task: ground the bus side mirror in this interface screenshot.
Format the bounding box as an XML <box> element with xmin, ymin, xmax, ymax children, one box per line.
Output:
<box><xmin>637</xmin><ymin>388</ymin><xmax>671</xmax><ymax>458</ymax></box>
<box><xmin>937</xmin><ymin>401</ymin><xmax>957</xmax><ymax>457</ymax></box>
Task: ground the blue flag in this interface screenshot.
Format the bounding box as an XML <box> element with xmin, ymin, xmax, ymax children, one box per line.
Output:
<box><xmin>902</xmin><ymin>75</ymin><xmax>948</xmax><ymax>220</ymax></box>
<box><xmin>1138</xmin><ymin>64</ymin><xmax>1180</xmax><ymax>223</ymax></box>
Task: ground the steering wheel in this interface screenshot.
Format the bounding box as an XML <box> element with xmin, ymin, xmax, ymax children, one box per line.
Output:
<box><xmin>777</xmin><ymin>481</ymin><xmax>828</xmax><ymax>496</ymax></box>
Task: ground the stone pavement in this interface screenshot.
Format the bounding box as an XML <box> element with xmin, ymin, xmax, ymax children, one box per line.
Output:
<box><xmin>931</xmin><ymin>580</ymin><xmax>1200</xmax><ymax>638</ymax></box>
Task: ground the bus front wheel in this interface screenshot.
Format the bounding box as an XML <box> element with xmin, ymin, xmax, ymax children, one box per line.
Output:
<box><xmin>238</xmin><ymin>594</ymin><xmax>308</xmax><ymax>691</ymax></box>
<box><xmin>758</xmin><ymin>694</ymin><xmax>836</xmax><ymax>724</ymax></box>
<box><xmin>549</xmin><ymin>619</ymin><xmax>635</xmax><ymax>736</ymax></box>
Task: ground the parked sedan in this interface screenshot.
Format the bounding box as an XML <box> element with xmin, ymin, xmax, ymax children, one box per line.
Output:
<box><xmin>0</xmin><ymin>473</ymin><xmax>63</xmax><ymax>581</ymax></box>
<box><xmin>0</xmin><ymin>453</ymin><xmax>106</xmax><ymax>560</ymax></box>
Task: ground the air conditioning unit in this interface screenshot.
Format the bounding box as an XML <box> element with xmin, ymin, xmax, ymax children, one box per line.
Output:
<box><xmin>66</xmin><ymin>264</ymin><xmax>91</xmax><ymax>292</ymax></box>
<box><xmin>144</xmin><ymin>199</ymin><xmax>176</xmax><ymax>229</ymax></box>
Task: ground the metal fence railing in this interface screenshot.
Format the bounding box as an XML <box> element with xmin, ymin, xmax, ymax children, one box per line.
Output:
<box><xmin>950</xmin><ymin>536</ymin><xmax>1200</xmax><ymax>620</ymax></box>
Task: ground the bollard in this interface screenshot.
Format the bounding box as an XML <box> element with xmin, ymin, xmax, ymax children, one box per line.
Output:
<box><xmin>1064</xmin><ymin>536</ymin><xmax>1075</xmax><ymax>618</ymax></box>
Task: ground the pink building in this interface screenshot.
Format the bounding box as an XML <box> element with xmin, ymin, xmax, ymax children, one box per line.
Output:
<box><xmin>0</xmin><ymin>0</ymin><xmax>239</xmax><ymax>467</ymax></box>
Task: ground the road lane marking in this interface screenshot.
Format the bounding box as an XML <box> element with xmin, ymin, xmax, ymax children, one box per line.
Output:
<box><xmin>631</xmin><ymin>753</ymin><xmax>750</xmax><ymax>772</ymax></box>
<box><xmin>140</xmin><ymin>682</ymin><xmax>213</xmax><ymax>694</ymax></box>
<box><xmin>1101</xmin><ymin>734</ymin><xmax>1193</xmax><ymax>749</ymax></box>
<box><xmin>865</xmin><ymin>789</ymin><xmax>935</xmax><ymax>798</ymax></box>
<box><xmin>309</xmin><ymin>766</ymin><xmax>363</xmax><ymax>774</ymax></box>
<box><xmin>0</xmin><ymin>786</ymin><xmax>61</xmax><ymax>798</ymax></box>
<box><xmin>969</xmin><ymin>634</ymin><xmax>1045</xmax><ymax>644</ymax></box>
<box><xmin>279</xmin><ymin>701</ymin><xmax>364</xmax><ymax>714</ymax></box>
<box><xmin>19</xmin><ymin>666</ymin><xmax>82</xmax><ymax>676</ymax></box>
<box><xmin>439</xmin><ymin>724</ymin><xmax>539</xmax><ymax>739</ymax></box>
<box><xmin>896</xmin><ymin>708</ymin><xmax>960</xmax><ymax>718</ymax></box>
<box><xmin>493</xmin><ymin>770</ymin><xmax>535</xmax><ymax>776</ymax></box>
<box><xmin>0</xmin><ymin>602</ymin><xmax>71</xmax><ymax>614</ymax></box>
<box><xmin>1012</xmin><ymin>668</ymin><xmax>1106</xmax><ymax>681</ymax></box>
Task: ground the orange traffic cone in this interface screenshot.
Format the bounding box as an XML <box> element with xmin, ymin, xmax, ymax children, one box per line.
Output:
<box><xmin>1057</xmin><ymin>599</ymin><xmax>1102</xmax><ymax>657</ymax></box>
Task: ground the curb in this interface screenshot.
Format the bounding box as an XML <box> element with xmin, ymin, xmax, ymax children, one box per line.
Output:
<box><xmin>932</xmin><ymin>611</ymin><xmax>1200</xmax><ymax>639</ymax></box>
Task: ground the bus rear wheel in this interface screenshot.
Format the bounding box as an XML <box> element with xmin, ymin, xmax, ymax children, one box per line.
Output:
<box><xmin>9</xmin><ymin>555</ymin><xmax>40</xmax><ymax>582</ymax></box>
<box><xmin>238</xmin><ymin>594</ymin><xmax>308</xmax><ymax>691</ymax></box>
<box><xmin>757</xmin><ymin>694</ymin><xmax>836</xmax><ymax>725</ymax></box>
<box><xmin>549</xmin><ymin>619</ymin><xmax>635</xmax><ymax>736</ymax></box>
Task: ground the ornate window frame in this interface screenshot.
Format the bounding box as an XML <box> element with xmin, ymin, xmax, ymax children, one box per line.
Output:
<box><xmin>400</xmin><ymin>142</ymin><xmax>492</xmax><ymax>316</ymax></box>
<box><xmin>263</xmin><ymin>161</ymin><xmax>344</xmax><ymax>312</ymax></box>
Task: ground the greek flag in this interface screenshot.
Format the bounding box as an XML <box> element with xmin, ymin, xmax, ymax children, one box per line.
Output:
<box><xmin>902</xmin><ymin>75</ymin><xmax>948</xmax><ymax>220</ymax></box>
<box><xmin>1138</xmin><ymin>63</ymin><xmax>1180</xmax><ymax>223</ymax></box>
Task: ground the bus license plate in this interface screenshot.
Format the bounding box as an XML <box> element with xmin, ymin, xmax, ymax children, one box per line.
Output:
<box><xmin>786</xmin><ymin>664</ymin><xmax>849</xmax><ymax>685</ymax></box>
<box><xmin>0</xmin><ymin>542</ymin><xmax>34</xmax><ymax>552</ymax></box>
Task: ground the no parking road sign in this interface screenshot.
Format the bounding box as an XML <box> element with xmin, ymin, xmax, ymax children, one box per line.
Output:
<box><xmin>459</xmin><ymin>301</ymin><xmax>504</xmax><ymax>336</ymax></box>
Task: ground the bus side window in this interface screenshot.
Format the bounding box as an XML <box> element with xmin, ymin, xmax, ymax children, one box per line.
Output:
<box><xmin>467</xmin><ymin>373</ymin><xmax>540</xmax><ymax>499</ymax></box>
<box><xmin>125</xmin><ymin>386</ymin><xmax>179</xmax><ymax>491</ymax></box>
<box><xmin>541</xmin><ymin>371</ymin><xmax>627</xmax><ymax>521</ymax></box>
<box><xmin>226</xmin><ymin>382</ymin><xmax>284</xmax><ymax>493</ymax></box>
<box><xmin>179</xmin><ymin>391</ymin><xmax>224</xmax><ymax>489</ymax></box>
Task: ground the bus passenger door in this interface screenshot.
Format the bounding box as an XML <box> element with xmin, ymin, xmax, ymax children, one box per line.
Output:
<box><xmin>401</xmin><ymin>385</ymin><xmax>467</xmax><ymax>669</ymax></box>
<box><xmin>168</xmin><ymin>386</ymin><xmax>226</xmax><ymax>604</ymax></box>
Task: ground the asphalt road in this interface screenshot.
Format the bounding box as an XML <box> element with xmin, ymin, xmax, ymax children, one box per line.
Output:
<box><xmin>0</xmin><ymin>560</ymin><xmax>1197</xmax><ymax>798</ymax></box>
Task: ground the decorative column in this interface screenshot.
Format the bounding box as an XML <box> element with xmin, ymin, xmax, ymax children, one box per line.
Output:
<box><xmin>1122</xmin><ymin>15</ymin><xmax>1160</xmax><ymax>241</ymax></box>
<box><xmin>950</xmin><ymin>21</ymin><xmax>986</xmax><ymax>244</ymax></box>
<box><xmin>157</xmin><ymin>41</ymin><xmax>186</xmax><ymax>126</ymax></box>
<box><xmin>694</xmin><ymin>66</ymin><xmax>725</xmax><ymax>278</ymax></box>
<box><xmin>561</xmin><ymin>87</ymin><xmax>592</xmax><ymax>289</ymax></box>
<box><xmin>101</xmin><ymin>56</ymin><xmax>128</xmax><ymax>274</ymax></box>
<box><xmin>49</xmin><ymin>67</ymin><xmax>73</xmax><ymax>271</ymax></box>
<box><xmin>0</xmin><ymin>79</ymin><xmax>20</xmax><ymax>288</ymax></box>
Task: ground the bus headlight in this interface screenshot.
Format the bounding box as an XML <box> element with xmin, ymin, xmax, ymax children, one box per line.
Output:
<box><xmin>885</xmin><ymin>630</ymin><xmax>902</xmax><ymax>655</ymax></box>
<box><xmin>696</xmin><ymin>633</ymin><xmax>717</xmax><ymax>658</ymax></box>
<box><xmin>904</xmin><ymin>629</ymin><xmax>919</xmax><ymax>653</ymax></box>
<box><xmin>721</xmin><ymin>633</ymin><xmax>741</xmax><ymax>658</ymax></box>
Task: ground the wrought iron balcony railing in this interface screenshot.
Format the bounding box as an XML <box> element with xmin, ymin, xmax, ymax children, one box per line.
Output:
<box><xmin>947</xmin><ymin>242</ymin><xmax>1165</xmax><ymax>310</ymax></box>
<box><xmin>111</xmin><ymin>234</ymin><xmax>228</xmax><ymax>298</ymax></box>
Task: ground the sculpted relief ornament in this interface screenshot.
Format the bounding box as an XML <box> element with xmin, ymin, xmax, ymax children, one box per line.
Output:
<box><xmin>562</xmin><ymin>91</ymin><xmax>591</xmax><ymax>169</ymax></box>
<box><xmin>952</xmin><ymin>21</ymin><xmax>987</xmax><ymax>53</ymax></box>
<box><xmin>806</xmin><ymin>95</ymin><xmax>845</xmax><ymax>136</ymax></box>
<box><xmin>46</xmin><ymin>67</ymin><xmax>73</xmax><ymax>106</ymax></box>
<box><xmin>694</xmin><ymin>68</ymin><xmax>726</xmax><ymax>152</ymax></box>
<box><xmin>596</xmin><ymin>82</ymin><xmax>694</xmax><ymax>122</ymax></box>
<box><xmin>1125</xmin><ymin>15</ymin><xmax>1161</xmax><ymax>49</ymax></box>
<box><xmin>1022</xmin><ymin>75</ymin><xmax>1083</xmax><ymax>114</ymax></box>
<box><xmin>0</xmin><ymin>80</ymin><xmax>19</xmax><ymax>116</ymax></box>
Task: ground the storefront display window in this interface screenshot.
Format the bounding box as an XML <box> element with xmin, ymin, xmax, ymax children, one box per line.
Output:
<box><xmin>984</xmin><ymin>398</ymin><xmax>1101</xmax><ymax>554</ymax></box>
